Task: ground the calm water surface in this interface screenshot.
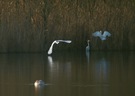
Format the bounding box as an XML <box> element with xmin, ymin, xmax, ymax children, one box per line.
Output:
<box><xmin>0</xmin><ymin>52</ymin><xmax>135</xmax><ymax>96</ymax></box>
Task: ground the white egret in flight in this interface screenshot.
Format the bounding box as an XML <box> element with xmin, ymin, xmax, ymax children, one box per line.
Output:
<box><xmin>92</xmin><ymin>31</ymin><xmax>111</xmax><ymax>40</ymax></box>
<box><xmin>48</xmin><ymin>40</ymin><xmax>72</xmax><ymax>55</ymax></box>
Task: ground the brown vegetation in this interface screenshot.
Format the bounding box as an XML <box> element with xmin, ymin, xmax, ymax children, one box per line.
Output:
<box><xmin>0</xmin><ymin>0</ymin><xmax>135</xmax><ymax>52</ymax></box>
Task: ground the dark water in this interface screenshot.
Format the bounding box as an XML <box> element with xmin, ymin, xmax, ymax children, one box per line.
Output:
<box><xmin>0</xmin><ymin>52</ymin><xmax>135</xmax><ymax>96</ymax></box>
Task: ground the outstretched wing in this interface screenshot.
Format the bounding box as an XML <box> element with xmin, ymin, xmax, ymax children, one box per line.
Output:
<box><xmin>103</xmin><ymin>31</ymin><xmax>111</xmax><ymax>37</ymax></box>
<box><xmin>92</xmin><ymin>31</ymin><xmax>102</xmax><ymax>37</ymax></box>
<box><xmin>56</xmin><ymin>40</ymin><xmax>72</xmax><ymax>43</ymax></box>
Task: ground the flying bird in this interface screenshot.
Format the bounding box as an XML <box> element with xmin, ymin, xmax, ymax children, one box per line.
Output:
<box><xmin>92</xmin><ymin>31</ymin><xmax>111</xmax><ymax>40</ymax></box>
<box><xmin>48</xmin><ymin>40</ymin><xmax>72</xmax><ymax>55</ymax></box>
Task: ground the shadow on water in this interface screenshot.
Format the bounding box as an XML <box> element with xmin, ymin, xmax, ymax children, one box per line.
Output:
<box><xmin>0</xmin><ymin>51</ymin><xmax>135</xmax><ymax>96</ymax></box>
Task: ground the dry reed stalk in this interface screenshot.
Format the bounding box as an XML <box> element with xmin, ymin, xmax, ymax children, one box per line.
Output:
<box><xmin>0</xmin><ymin>0</ymin><xmax>135</xmax><ymax>52</ymax></box>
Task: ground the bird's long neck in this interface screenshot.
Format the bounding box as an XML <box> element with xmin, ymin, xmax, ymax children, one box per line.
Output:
<box><xmin>48</xmin><ymin>42</ymin><xmax>55</xmax><ymax>55</ymax></box>
<box><xmin>99</xmin><ymin>31</ymin><xmax>103</xmax><ymax>35</ymax></box>
<box><xmin>87</xmin><ymin>41</ymin><xmax>90</xmax><ymax>46</ymax></box>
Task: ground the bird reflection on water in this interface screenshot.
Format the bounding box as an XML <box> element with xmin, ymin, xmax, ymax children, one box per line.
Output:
<box><xmin>95</xmin><ymin>58</ymin><xmax>109</xmax><ymax>83</ymax></box>
<box><xmin>48</xmin><ymin>56</ymin><xmax>54</xmax><ymax>65</ymax></box>
<box><xmin>34</xmin><ymin>80</ymin><xmax>45</xmax><ymax>96</ymax></box>
<box><xmin>0</xmin><ymin>52</ymin><xmax>134</xmax><ymax>96</ymax></box>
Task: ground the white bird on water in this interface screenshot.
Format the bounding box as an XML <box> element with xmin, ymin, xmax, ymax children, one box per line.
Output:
<box><xmin>34</xmin><ymin>80</ymin><xmax>45</xmax><ymax>87</ymax></box>
<box><xmin>48</xmin><ymin>40</ymin><xmax>72</xmax><ymax>55</ymax></box>
<box><xmin>92</xmin><ymin>31</ymin><xmax>111</xmax><ymax>40</ymax></box>
<box><xmin>86</xmin><ymin>40</ymin><xmax>90</xmax><ymax>64</ymax></box>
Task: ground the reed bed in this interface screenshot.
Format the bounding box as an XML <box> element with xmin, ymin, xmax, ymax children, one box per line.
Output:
<box><xmin>0</xmin><ymin>0</ymin><xmax>135</xmax><ymax>52</ymax></box>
